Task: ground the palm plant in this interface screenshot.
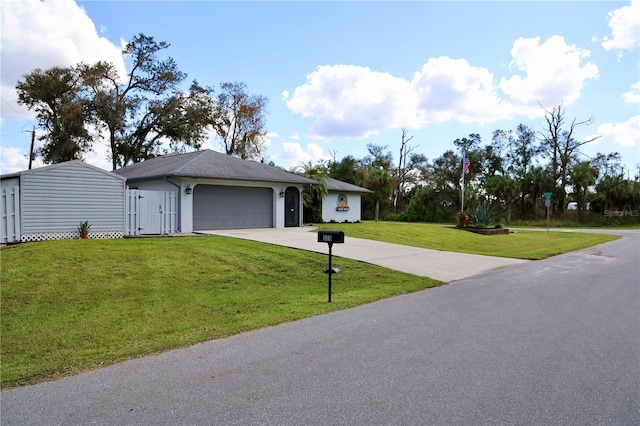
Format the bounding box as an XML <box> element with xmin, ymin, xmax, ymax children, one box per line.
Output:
<box><xmin>365</xmin><ymin>168</ymin><xmax>392</xmax><ymax>222</ymax></box>
<box><xmin>296</xmin><ymin>162</ymin><xmax>328</xmax><ymax>222</ymax></box>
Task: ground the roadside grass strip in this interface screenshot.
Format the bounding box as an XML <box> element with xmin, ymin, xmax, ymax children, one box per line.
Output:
<box><xmin>1</xmin><ymin>237</ymin><xmax>441</xmax><ymax>389</ymax></box>
<box><xmin>317</xmin><ymin>222</ymin><xmax>620</xmax><ymax>260</ymax></box>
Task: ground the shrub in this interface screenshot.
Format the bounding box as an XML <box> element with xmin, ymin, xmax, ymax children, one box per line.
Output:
<box><xmin>471</xmin><ymin>200</ymin><xmax>500</xmax><ymax>228</ymax></box>
<box><xmin>456</xmin><ymin>211</ymin><xmax>471</xmax><ymax>228</ymax></box>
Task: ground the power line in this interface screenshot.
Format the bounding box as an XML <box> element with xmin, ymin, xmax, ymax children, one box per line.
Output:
<box><xmin>1</xmin><ymin>97</ymin><xmax>34</xmax><ymax>123</ymax></box>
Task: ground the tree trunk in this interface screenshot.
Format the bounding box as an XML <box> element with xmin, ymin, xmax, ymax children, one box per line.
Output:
<box><xmin>375</xmin><ymin>200</ymin><xmax>380</xmax><ymax>222</ymax></box>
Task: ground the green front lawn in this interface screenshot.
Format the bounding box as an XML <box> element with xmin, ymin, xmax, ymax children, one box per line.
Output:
<box><xmin>1</xmin><ymin>223</ymin><xmax>620</xmax><ymax>389</ymax></box>
<box><xmin>316</xmin><ymin>221</ymin><xmax>620</xmax><ymax>260</ymax></box>
<box><xmin>1</xmin><ymin>236</ymin><xmax>442</xmax><ymax>389</ymax></box>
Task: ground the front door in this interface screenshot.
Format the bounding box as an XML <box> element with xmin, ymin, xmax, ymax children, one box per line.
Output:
<box><xmin>285</xmin><ymin>187</ymin><xmax>300</xmax><ymax>227</ymax></box>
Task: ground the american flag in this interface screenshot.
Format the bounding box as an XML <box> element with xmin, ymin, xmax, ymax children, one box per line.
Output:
<box><xmin>463</xmin><ymin>154</ymin><xmax>471</xmax><ymax>174</ymax></box>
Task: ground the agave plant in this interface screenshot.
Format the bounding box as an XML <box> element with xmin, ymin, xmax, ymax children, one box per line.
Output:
<box><xmin>471</xmin><ymin>200</ymin><xmax>499</xmax><ymax>228</ymax></box>
<box><xmin>77</xmin><ymin>221</ymin><xmax>92</xmax><ymax>238</ymax></box>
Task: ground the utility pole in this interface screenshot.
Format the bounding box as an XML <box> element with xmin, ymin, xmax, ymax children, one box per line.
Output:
<box><xmin>28</xmin><ymin>127</ymin><xmax>35</xmax><ymax>169</ymax></box>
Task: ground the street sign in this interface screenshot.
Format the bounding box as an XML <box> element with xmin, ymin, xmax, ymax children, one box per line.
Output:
<box><xmin>545</xmin><ymin>199</ymin><xmax>551</xmax><ymax>208</ymax></box>
<box><xmin>543</xmin><ymin>192</ymin><xmax>553</xmax><ymax>199</ymax></box>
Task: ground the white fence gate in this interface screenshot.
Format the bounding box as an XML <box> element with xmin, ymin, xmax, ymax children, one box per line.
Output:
<box><xmin>1</xmin><ymin>185</ymin><xmax>21</xmax><ymax>244</ymax></box>
<box><xmin>125</xmin><ymin>189</ymin><xmax>178</xmax><ymax>236</ymax></box>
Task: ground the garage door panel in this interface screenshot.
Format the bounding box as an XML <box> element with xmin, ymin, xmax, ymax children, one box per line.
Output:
<box><xmin>193</xmin><ymin>185</ymin><xmax>273</xmax><ymax>230</ymax></box>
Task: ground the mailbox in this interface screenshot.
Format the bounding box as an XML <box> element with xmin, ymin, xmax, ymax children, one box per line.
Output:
<box><xmin>318</xmin><ymin>230</ymin><xmax>344</xmax><ymax>244</ymax></box>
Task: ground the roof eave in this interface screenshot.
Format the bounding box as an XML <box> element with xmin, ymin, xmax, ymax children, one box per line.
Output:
<box><xmin>124</xmin><ymin>173</ymin><xmax>319</xmax><ymax>185</ymax></box>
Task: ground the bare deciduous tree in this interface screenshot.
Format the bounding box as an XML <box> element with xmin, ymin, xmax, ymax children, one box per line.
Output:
<box><xmin>539</xmin><ymin>103</ymin><xmax>600</xmax><ymax>212</ymax></box>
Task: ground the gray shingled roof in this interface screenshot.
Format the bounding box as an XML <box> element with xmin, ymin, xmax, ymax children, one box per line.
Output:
<box><xmin>113</xmin><ymin>150</ymin><xmax>318</xmax><ymax>185</ymax></box>
<box><xmin>325</xmin><ymin>177</ymin><xmax>372</xmax><ymax>193</ymax></box>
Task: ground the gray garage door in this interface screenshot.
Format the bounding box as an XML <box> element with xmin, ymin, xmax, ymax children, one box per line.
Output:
<box><xmin>193</xmin><ymin>185</ymin><xmax>273</xmax><ymax>230</ymax></box>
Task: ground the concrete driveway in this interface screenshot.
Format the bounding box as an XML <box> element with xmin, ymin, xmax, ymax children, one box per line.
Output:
<box><xmin>198</xmin><ymin>227</ymin><xmax>528</xmax><ymax>282</ymax></box>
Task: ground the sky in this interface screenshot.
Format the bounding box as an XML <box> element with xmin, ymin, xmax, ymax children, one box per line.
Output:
<box><xmin>1</xmin><ymin>0</ymin><xmax>639</xmax><ymax>176</ymax></box>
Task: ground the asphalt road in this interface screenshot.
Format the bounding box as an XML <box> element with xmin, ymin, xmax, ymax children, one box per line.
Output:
<box><xmin>2</xmin><ymin>230</ymin><xmax>638</xmax><ymax>425</ymax></box>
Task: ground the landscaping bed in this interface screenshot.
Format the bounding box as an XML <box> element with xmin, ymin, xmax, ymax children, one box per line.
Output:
<box><xmin>459</xmin><ymin>227</ymin><xmax>510</xmax><ymax>235</ymax></box>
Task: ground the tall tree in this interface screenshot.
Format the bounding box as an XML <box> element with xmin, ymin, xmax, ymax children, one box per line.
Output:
<box><xmin>364</xmin><ymin>168</ymin><xmax>392</xmax><ymax>222</ymax></box>
<box><xmin>16</xmin><ymin>66</ymin><xmax>92</xmax><ymax>163</ymax></box>
<box><xmin>327</xmin><ymin>155</ymin><xmax>363</xmax><ymax>186</ymax></box>
<box><xmin>213</xmin><ymin>81</ymin><xmax>269</xmax><ymax>160</ymax></box>
<box><xmin>484</xmin><ymin>130</ymin><xmax>508</xmax><ymax>177</ymax></box>
<box><xmin>525</xmin><ymin>166</ymin><xmax>554</xmax><ymax>218</ymax></box>
<box><xmin>485</xmin><ymin>174</ymin><xmax>519</xmax><ymax>224</ymax></box>
<box><xmin>453</xmin><ymin>133</ymin><xmax>482</xmax><ymax>153</ymax></box>
<box><xmin>363</xmin><ymin>143</ymin><xmax>393</xmax><ymax>171</ymax></box>
<box><xmin>591</xmin><ymin>152</ymin><xmax>623</xmax><ymax>179</ymax></box>
<box><xmin>507</xmin><ymin>124</ymin><xmax>540</xmax><ymax>218</ymax></box>
<box><xmin>568</xmin><ymin>161</ymin><xmax>597</xmax><ymax>223</ymax></box>
<box><xmin>393</xmin><ymin>129</ymin><xmax>426</xmax><ymax>213</ymax></box>
<box><xmin>19</xmin><ymin>34</ymin><xmax>217</xmax><ymax>169</ymax></box>
<box><xmin>81</xmin><ymin>34</ymin><xmax>191</xmax><ymax>168</ymax></box>
<box><xmin>539</xmin><ymin>103</ymin><xmax>600</xmax><ymax>212</ymax></box>
<box><xmin>425</xmin><ymin>150</ymin><xmax>462</xmax><ymax>210</ymax></box>
<box><xmin>121</xmin><ymin>80</ymin><xmax>216</xmax><ymax>162</ymax></box>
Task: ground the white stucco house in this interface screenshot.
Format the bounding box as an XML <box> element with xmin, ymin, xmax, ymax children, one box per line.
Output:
<box><xmin>113</xmin><ymin>149</ymin><xmax>318</xmax><ymax>232</ymax></box>
<box><xmin>321</xmin><ymin>178</ymin><xmax>372</xmax><ymax>223</ymax></box>
<box><xmin>1</xmin><ymin>151</ymin><xmax>375</xmax><ymax>244</ymax></box>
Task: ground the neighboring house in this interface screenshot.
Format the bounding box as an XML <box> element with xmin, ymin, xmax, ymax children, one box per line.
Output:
<box><xmin>1</xmin><ymin>161</ymin><xmax>126</xmax><ymax>243</ymax></box>
<box><xmin>114</xmin><ymin>149</ymin><xmax>318</xmax><ymax>232</ymax></box>
<box><xmin>321</xmin><ymin>178</ymin><xmax>372</xmax><ymax>223</ymax></box>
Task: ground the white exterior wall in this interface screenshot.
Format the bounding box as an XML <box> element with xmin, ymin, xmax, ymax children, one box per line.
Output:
<box><xmin>136</xmin><ymin>178</ymin><xmax>304</xmax><ymax>233</ymax></box>
<box><xmin>322</xmin><ymin>192</ymin><xmax>362</xmax><ymax>222</ymax></box>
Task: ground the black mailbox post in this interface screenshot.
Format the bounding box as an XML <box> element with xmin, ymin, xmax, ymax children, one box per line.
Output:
<box><xmin>317</xmin><ymin>230</ymin><xmax>344</xmax><ymax>302</ymax></box>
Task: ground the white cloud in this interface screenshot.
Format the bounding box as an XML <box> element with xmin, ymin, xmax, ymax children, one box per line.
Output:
<box><xmin>0</xmin><ymin>0</ymin><xmax>126</xmax><ymax>121</ymax></box>
<box><xmin>411</xmin><ymin>57</ymin><xmax>512</xmax><ymax>125</ymax></box>
<box><xmin>286</xmin><ymin>65</ymin><xmax>419</xmax><ymax>139</ymax></box>
<box><xmin>596</xmin><ymin>116</ymin><xmax>640</xmax><ymax>147</ymax></box>
<box><xmin>279</xmin><ymin>142</ymin><xmax>327</xmax><ymax>168</ymax></box>
<box><xmin>83</xmin><ymin>139</ymin><xmax>113</xmax><ymax>171</ymax></box>
<box><xmin>0</xmin><ymin>146</ymin><xmax>30</xmax><ymax>174</ymax></box>
<box><xmin>623</xmin><ymin>81</ymin><xmax>640</xmax><ymax>103</ymax></box>
<box><xmin>601</xmin><ymin>0</ymin><xmax>640</xmax><ymax>52</ymax></box>
<box><xmin>500</xmin><ymin>36</ymin><xmax>599</xmax><ymax>110</ymax></box>
<box><xmin>286</xmin><ymin>36</ymin><xmax>598</xmax><ymax>140</ymax></box>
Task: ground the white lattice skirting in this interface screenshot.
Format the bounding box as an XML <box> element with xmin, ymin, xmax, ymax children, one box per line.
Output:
<box><xmin>21</xmin><ymin>231</ymin><xmax>125</xmax><ymax>242</ymax></box>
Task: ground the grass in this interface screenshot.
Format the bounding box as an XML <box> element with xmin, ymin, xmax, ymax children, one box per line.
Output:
<box><xmin>1</xmin><ymin>223</ymin><xmax>622</xmax><ymax>388</ymax></box>
<box><xmin>0</xmin><ymin>236</ymin><xmax>442</xmax><ymax>389</ymax></box>
<box><xmin>317</xmin><ymin>221</ymin><xmax>620</xmax><ymax>260</ymax></box>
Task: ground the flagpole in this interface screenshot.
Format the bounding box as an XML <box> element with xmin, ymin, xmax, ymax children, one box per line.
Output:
<box><xmin>461</xmin><ymin>149</ymin><xmax>465</xmax><ymax>212</ymax></box>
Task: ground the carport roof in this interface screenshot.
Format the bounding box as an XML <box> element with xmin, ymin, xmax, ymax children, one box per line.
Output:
<box><xmin>113</xmin><ymin>150</ymin><xmax>318</xmax><ymax>185</ymax></box>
